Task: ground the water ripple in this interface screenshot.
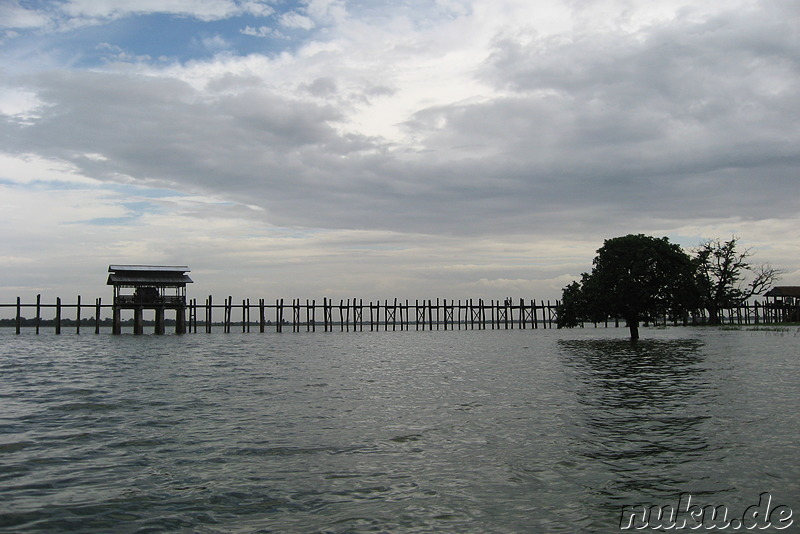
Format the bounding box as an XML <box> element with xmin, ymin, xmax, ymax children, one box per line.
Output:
<box><xmin>0</xmin><ymin>329</ymin><xmax>797</xmax><ymax>532</ymax></box>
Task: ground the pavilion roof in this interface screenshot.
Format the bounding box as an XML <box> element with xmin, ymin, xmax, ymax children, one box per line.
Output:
<box><xmin>763</xmin><ymin>286</ymin><xmax>800</xmax><ymax>298</ymax></box>
<box><xmin>107</xmin><ymin>265</ymin><xmax>193</xmax><ymax>286</ymax></box>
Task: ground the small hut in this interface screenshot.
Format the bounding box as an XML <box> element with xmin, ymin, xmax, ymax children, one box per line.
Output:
<box><xmin>763</xmin><ymin>286</ymin><xmax>800</xmax><ymax>323</ymax></box>
<box><xmin>107</xmin><ymin>265</ymin><xmax>193</xmax><ymax>334</ymax></box>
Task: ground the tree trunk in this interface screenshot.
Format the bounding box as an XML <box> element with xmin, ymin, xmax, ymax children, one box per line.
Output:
<box><xmin>707</xmin><ymin>306</ymin><xmax>720</xmax><ymax>325</ymax></box>
<box><xmin>627</xmin><ymin>314</ymin><xmax>640</xmax><ymax>340</ymax></box>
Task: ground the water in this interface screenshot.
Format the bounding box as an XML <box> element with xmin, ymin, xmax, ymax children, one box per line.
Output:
<box><xmin>0</xmin><ymin>327</ymin><xmax>798</xmax><ymax>533</ymax></box>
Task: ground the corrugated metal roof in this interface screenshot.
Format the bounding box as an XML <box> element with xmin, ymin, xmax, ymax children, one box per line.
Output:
<box><xmin>107</xmin><ymin>273</ymin><xmax>193</xmax><ymax>285</ymax></box>
<box><xmin>108</xmin><ymin>265</ymin><xmax>190</xmax><ymax>273</ymax></box>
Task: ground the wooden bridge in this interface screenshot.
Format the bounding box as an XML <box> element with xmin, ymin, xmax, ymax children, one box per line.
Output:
<box><xmin>2</xmin><ymin>296</ymin><xmax>560</xmax><ymax>334</ymax></box>
<box><xmin>3</xmin><ymin>295</ymin><xmax>799</xmax><ymax>334</ymax></box>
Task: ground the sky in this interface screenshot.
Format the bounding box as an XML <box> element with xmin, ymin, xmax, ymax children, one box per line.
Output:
<box><xmin>1</xmin><ymin>0</ymin><xmax>799</xmax><ymax>310</ymax></box>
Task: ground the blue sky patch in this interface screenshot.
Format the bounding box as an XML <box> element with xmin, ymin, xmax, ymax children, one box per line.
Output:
<box><xmin>2</xmin><ymin>1</ymin><xmax>314</xmax><ymax>68</ymax></box>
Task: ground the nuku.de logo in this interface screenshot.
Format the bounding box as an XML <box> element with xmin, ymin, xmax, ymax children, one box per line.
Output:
<box><xmin>619</xmin><ymin>492</ymin><xmax>793</xmax><ymax>530</ymax></box>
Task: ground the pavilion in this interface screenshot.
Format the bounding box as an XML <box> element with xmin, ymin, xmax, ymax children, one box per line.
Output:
<box><xmin>107</xmin><ymin>265</ymin><xmax>193</xmax><ymax>334</ymax></box>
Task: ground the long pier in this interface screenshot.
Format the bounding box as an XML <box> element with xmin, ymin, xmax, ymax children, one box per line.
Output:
<box><xmin>3</xmin><ymin>296</ymin><xmax>560</xmax><ymax>334</ymax></box>
<box><xmin>2</xmin><ymin>296</ymin><xmax>798</xmax><ymax>334</ymax></box>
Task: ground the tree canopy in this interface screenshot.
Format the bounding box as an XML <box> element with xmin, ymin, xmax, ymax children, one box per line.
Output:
<box><xmin>558</xmin><ymin>234</ymin><xmax>697</xmax><ymax>339</ymax></box>
<box><xmin>693</xmin><ymin>237</ymin><xmax>783</xmax><ymax>325</ymax></box>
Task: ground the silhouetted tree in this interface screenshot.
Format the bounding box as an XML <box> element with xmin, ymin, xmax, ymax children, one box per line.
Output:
<box><xmin>693</xmin><ymin>237</ymin><xmax>783</xmax><ymax>325</ymax></box>
<box><xmin>558</xmin><ymin>234</ymin><xmax>696</xmax><ymax>340</ymax></box>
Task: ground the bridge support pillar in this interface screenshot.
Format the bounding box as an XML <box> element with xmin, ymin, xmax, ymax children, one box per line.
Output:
<box><xmin>134</xmin><ymin>307</ymin><xmax>144</xmax><ymax>335</ymax></box>
<box><xmin>155</xmin><ymin>307</ymin><xmax>165</xmax><ymax>335</ymax></box>
<box><xmin>175</xmin><ymin>306</ymin><xmax>186</xmax><ymax>334</ymax></box>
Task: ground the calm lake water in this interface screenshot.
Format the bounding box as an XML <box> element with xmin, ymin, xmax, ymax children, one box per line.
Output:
<box><xmin>0</xmin><ymin>326</ymin><xmax>798</xmax><ymax>533</ymax></box>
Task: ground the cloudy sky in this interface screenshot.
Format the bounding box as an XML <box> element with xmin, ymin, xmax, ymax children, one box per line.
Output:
<box><xmin>1</xmin><ymin>0</ymin><xmax>798</xmax><ymax>308</ymax></box>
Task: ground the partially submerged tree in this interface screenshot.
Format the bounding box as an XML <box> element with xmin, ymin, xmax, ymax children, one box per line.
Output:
<box><xmin>558</xmin><ymin>234</ymin><xmax>697</xmax><ymax>340</ymax></box>
<box><xmin>693</xmin><ymin>237</ymin><xmax>783</xmax><ymax>324</ymax></box>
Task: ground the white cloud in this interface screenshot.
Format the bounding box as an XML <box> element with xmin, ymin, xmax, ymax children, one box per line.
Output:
<box><xmin>199</xmin><ymin>34</ymin><xmax>232</xmax><ymax>52</ymax></box>
<box><xmin>0</xmin><ymin>88</ymin><xmax>47</xmax><ymax>123</ymax></box>
<box><xmin>241</xmin><ymin>25</ymin><xmax>278</xmax><ymax>38</ymax></box>
<box><xmin>0</xmin><ymin>153</ymin><xmax>99</xmax><ymax>185</ymax></box>
<box><xmin>280</xmin><ymin>12</ymin><xmax>316</xmax><ymax>30</ymax></box>
<box><xmin>304</xmin><ymin>0</ymin><xmax>347</xmax><ymax>25</ymax></box>
<box><xmin>0</xmin><ymin>3</ymin><xmax>52</xmax><ymax>30</ymax></box>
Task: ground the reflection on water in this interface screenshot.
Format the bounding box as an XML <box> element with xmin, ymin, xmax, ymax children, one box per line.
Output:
<box><xmin>560</xmin><ymin>339</ymin><xmax>713</xmax><ymax>487</ymax></box>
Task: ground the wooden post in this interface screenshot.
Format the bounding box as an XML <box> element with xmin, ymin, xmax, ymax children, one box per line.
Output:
<box><xmin>95</xmin><ymin>297</ymin><xmax>101</xmax><ymax>334</ymax></box>
<box><xmin>36</xmin><ymin>294</ymin><xmax>42</xmax><ymax>334</ymax></box>
<box><xmin>56</xmin><ymin>297</ymin><xmax>62</xmax><ymax>335</ymax></box>
<box><xmin>428</xmin><ymin>299</ymin><xmax>433</xmax><ymax>330</ymax></box>
<box><xmin>222</xmin><ymin>297</ymin><xmax>228</xmax><ymax>334</ymax></box>
<box><xmin>222</xmin><ymin>296</ymin><xmax>228</xmax><ymax>333</ymax></box>
<box><xmin>15</xmin><ymin>296</ymin><xmax>21</xmax><ymax>335</ymax></box>
<box><xmin>355</xmin><ymin>299</ymin><xmax>362</xmax><ymax>331</ymax></box>
<box><xmin>206</xmin><ymin>295</ymin><xmax>212</xmax><ymax>333</ymax></box>
<box><xmin>223</xmin><ymin>296</ymin><xmax>228</xmax><ymax>333</ymax></box>
<box><xmin>229</xmin><ymin>296</ymin><xmax>234</xmax><ymax>333</ymax></box>
<box><xmin>400</xmin><ymin>301</ymin><xmax>408</xmax><ymax>332</ymax></box>
<box><xmin>113</xmin><ymin>303</ymin><xmax>121</xmax><ymax>335</ymax></box>
<box><xmin>222</xmin><ymin>297</ymin><xmax>227</xmax><ymax>333</ymax></box>
<box><xmin>468</xmin><ymin>299</ymin><xmax>473</xmax><ymax>330</ymax></box>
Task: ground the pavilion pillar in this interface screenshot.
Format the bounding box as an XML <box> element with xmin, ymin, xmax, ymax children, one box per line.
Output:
<box><xmin>113</xmin><ymin>305</ymin><xmax>121</xmax><ymax>335</ymax></box>
<box><xmin>134</xmin><ymin>307</ymin><xmax>144</xmax><ymax>335</ymax></box>
<box><xmin>154</xmin><ymin>306</ymin><xmax>165</xmax><ymax>335</ymax></box>
<box><xmin>175</xmin><ymin>306</ymin><xmax>186</xmax><ymax>334</ymax></box>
